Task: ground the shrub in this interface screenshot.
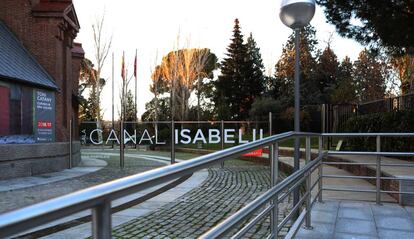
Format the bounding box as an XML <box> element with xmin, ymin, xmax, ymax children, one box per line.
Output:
<box><xmin>343</xmin><ymin>111</ymin><xmax>414</xmax><ymax>153</ymax></box>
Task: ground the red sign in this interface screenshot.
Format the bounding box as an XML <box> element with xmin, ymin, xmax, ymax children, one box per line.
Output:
<box><xmin>243</xmin><ymin>149</ymin><xmax>263</xmax><ymax>157</ymax></box>
<box><xmin>37</xmin><ymin>121</ymin><xmax>52</xmax><ymax>129</ymax></box>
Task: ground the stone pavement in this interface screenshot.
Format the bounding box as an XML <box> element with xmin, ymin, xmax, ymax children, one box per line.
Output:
<box><xmin>0</xmin><ymin>156</ymin><xmax>106</xmax><ymax>193</ymax></box>
<box><xmin>296</xmin><ymin>200</ymin><xmax>414</xmax><ymax>239</ymax></box>
<box><xmin>110</xmin><ymin>163</ymin><xmax>292</xmax><ymax>239</ymax></box>
<box><xmin>0</xmin><ymin>153</ymin><xmax>167</xmax><ymax>214</ymax></box>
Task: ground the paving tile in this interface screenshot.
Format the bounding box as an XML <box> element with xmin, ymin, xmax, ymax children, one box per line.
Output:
<box><xmin>340</xmin><ymin>201</ymin><xmax>369</xmax><ymax>209</ymax></box>
<box><xmin>295</xmin><ymin>222</ymin><xmax>334</xmax><ymax>239</ymax></box>
<box><xmin>338</xmin><ymin>207</ymin><xmax>373</xmax><ymax>221</ymax></box>
<box><xmin>371</xmin><ymin>204</ymin><xmax>407</xmax><ymax>217</ymax></box>
<box><xmin>313</xmin><ymin>201</ymin><xmax>340</xmax><ymax>212</ymax></box>
<box><xmin>311</xmin><ymin>210</ymin><xmax>337</xmax><ymax>224</ymax></box>
<box><xmin>335</xmin><ymin>218</ymin><xmax>377</xmax><ymax>235</ymax></box>
<box><xmin>378</xmin><ymin>229</ymin><xmax>414</xmax><ymax>239</ymax></box>
<box><xmin>334</xmin><ymin>232</ymin><xmax>379</xmax><ymax>239</ymax></box>
<box><xmin>375</xmin><ymin>216</ymin><xmax>414</xmax><ymax>231</ymax></box>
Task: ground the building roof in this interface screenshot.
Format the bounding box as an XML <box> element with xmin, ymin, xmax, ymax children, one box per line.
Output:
<box><xmin>0</xmin><ymin>21</ymin><xmax>59</xmax><ymax>90</ymax></box>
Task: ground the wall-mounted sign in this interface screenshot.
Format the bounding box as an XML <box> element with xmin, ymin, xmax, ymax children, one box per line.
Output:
<box><xmin>34</xmin><ymin>90</ymin><xmax>55</xmax><ymax>142</ymax></box>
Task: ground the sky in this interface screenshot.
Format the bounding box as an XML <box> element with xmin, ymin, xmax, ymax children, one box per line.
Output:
<box><xmin>73</xmin><ymin>0</ymin><xmax>364</xmax><ymax>121</ymax></box>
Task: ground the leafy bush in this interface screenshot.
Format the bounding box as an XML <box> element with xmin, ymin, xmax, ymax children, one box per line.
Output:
<box><xmin>343</xmin><ymin>111</ymin><xmax>414</xmax><ymax>152</ymax></box>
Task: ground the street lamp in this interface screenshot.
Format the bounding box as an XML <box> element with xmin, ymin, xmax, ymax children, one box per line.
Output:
<box><xmin>280</xmin><ymin>0</ymin><xmax>315</xmax><ymax>221</ymax></box>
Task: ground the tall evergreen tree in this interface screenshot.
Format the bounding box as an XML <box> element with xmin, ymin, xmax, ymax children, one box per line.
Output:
<box><xmin>214</xmin><ymin>19</ymin><xmax>262</xmax><ymax>120</ymax></box>
<box><xmin>316</xmin><ymin>46</ymin><xmax>340</xmax><ymax>103</ymax></box>
<box><xmin>246</xmin><ymin>33</ymin><xmax>266</xmax><ymax>95</ymax></box>
<box><xmin>272</xmin><ymin>25</ymin><xmax>319</xmax><ymax>106</ymax></box>
<box><xmin>331</xmin><ymin>56</ymin><xmax>357</xmax><ymax>104</ymax></box>
<box><xmin>354</xmin><ymin>49</ymin><xmax>387</xmax><ymax>102</ymax></box>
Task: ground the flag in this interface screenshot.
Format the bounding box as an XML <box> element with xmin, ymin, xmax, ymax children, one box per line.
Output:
<box><xmin>121</xmin><ymin>51</ymin><xmax>125</xmax><ymax>81</ymax></box>
<box><xmin>134</xmin><ymin>50</ymin><xmax>137</xmax><ymax>78</ymax></box>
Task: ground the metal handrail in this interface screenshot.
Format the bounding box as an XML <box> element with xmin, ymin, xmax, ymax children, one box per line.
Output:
<box><xmin>200</xmin><ymin>153</ymin><xmax>325</xmax><ymax>238</ymax></box>
<box><xmin>323</xmin><ymin>132</ymin><xmax>414</xmax><ymax>137</ymax></box>
<box><xmin>0</xmin><ymin>131</ymin><xmax>304</xmax><ymax>238</ymax></box>
<box><xmin>1</xmin><ymin>131</ymin><xmax>412</xmax><ymax>239</ymax></box>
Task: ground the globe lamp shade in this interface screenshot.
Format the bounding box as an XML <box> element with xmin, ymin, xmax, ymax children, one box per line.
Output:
<box><xmin>280</xmin><ymin>0</ymin><xmax>316</xmax><ymax>29</ymax></box>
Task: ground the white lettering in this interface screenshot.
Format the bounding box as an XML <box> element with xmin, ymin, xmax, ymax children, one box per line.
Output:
<box><xmin>124</xmin><ymin>130</ymin><xmax>136</xmax><ymax>144</ymax></box>
<box><xmin>193</xmin><ymin>129</ymin><xmax>207</xmax><ymax>144</ymax></box>
<box><xmin>139</xmin><ymin>129</ymin><xmax>153</xmax><ymax>144</ymax></box>
<box><xmin>105</xmin><ymin>129</ymin><xmax>120</xmax><ymax>145</ymax></box>
<box><xmin>224</xmin><ymin>129</ymin><xmax>235</xmax><ymax>144</ymax></box>
<box><xmin>155</xmin><ymin>127</ymin><xmax>166</xmax><ymax>145</ymax></box>
<box><xmin>180</xmin><ymin>129</ymin><xmax>192</xmax><ymax>144</ymax></box>
<box><xmin>208</xmin><ymin>129</ymin><xmax>221</xmax><ymax>144</ymax></box>
<box><xmin>238</xmin><ymin>129</ymin><xmax>248</xmax><ymax>144</ymax></box>
<box><xmin>90</xmin><ymin>129</ymin><xmax>103</xmax><ymax>145</ymax></box>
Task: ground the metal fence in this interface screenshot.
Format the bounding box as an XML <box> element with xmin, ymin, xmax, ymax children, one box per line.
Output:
<box><xmin>322</xmin><ymin>93</ymin><xmax>414</xmax><ymax>134</ymax></box>
<box><xmin>0</xmin><ymin>132</ymin><xmax>413</xmax><ymax>238</ymax></box>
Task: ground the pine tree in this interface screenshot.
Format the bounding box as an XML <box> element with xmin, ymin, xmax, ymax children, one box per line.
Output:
<box><xmin>354</xmin><ymin>49</ymin><xmax>386</xmax><ymax>102</ymax></box>
<box><xmin>273</xmin><ymin>25</ymin><xmax>319</xmax><ymax>107</ymax></box>
<box><xmin>316</xmin><ymin>46</ymin><xmax>340</xmax><ymax>103</ymax></box>
<box><xmin>331</xmin><ymin>56</ymin><xmax>357</xmax><ymax>104</ymax></box>
<box><xmin>214</xmin><ymin>19</ymin><xmax>261</xmax><ymax>120</ymax></box>
<box><xmin>246</xmin><ymin>33</ymin><xmax>266</xmax><ymax>96</ymax></box>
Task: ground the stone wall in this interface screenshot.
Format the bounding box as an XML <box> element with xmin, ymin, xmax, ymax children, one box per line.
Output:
<box><xmin>0</xmin><ymin>142</ymin><xmax>80</xmax><ymax>180</ymax></box>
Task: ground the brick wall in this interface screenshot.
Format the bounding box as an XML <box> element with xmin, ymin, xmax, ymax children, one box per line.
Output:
<box><xmin>0</xmin><ymin>0</ymin><xmax>83</xmax><ymax>142</ymax></box>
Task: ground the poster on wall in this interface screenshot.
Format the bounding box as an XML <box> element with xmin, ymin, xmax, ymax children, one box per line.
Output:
<box><xmin>34</xmin><ymin>89</ymin><xmax>55</xmax><ymax>142</ymax></box>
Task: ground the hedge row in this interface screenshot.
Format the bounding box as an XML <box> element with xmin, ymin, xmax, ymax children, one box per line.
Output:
<box><xmin>343</xmin><ymin>110</ymin><xmax>414</xmax><ymax>153</ymax></box>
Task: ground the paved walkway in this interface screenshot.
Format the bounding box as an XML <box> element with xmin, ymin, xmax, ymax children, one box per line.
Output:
<box><xmin>296</xmin><ymin>200</ymin><xmax>414</xmax><ymax>239</ymax></box>
<box><xmin>110</xmin><ymin>163</ymin><xmax>291</xmax><ymax>239</ymax></box>
<box><xmin>272</xmin><ymin>155</ymin><xmax>395</xmax><ymax>202</ymax></box>
<box><xmin>0</xmin><ymin>157</ymin><xmax>106</xmax><ymax>193</ymax></box>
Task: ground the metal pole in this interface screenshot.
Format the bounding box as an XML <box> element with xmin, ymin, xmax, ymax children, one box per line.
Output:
<box><xmin>293</xmin><ymin>28</ymin><xmax>301</xmax><ymax>217</ymax></box>
<box><xmin>221</xmin><ymin>120</ymin><xmax>224</xmax><ymax>168</ymax></box>
<box><xmin>120</xmin><ymin>120</ymin><xmax>125</xmax><ymax>169</ymax></box>
<box><xmin>269</xmin><ymin>112</ymin><xmax>273</xmax><ymax>136</ymax></box>
<box><xmin>318</xmin><ymin>136</ymin><xmax>323</xmax><ymax>202</ymax></box>
<box><xmin>111</xmin><ymin>52</ymin><xmax>114</xmax><ymax>149</ymax></box>
<box><xmin>376</xmin><ymin>135</ymin><xmax>381</xmax><ymax>204</ymax></box>
<box><xmin>270</xmin><ymin>142</ymin><xmax>279</xmax><ymax>238</ymax></box>
<box><xmin>92</xmin><ymin>200</ymin><xmax>112</xmax><ymax>239</ymax></box>
<box><xmin>171</xmin><ymin>120</ymin><xmax>175</xmax><ymax>164</ymax></box>
<box><xmin>305</xmin><ymin>136</ymin><xmax>312</xmax><ymax>229</ymax></box>
<box><xmin>69</xmin><ymin>119</ymin><xmax>72</xmax><ymax>169</ymax></box>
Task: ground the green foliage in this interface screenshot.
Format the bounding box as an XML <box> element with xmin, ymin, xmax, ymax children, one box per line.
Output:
<box><xmin>272</xmin><ymin>25</ymin><xmax>320</xmax><ymax>107</ymax></box>
<box><xmin>213</xmin><ymin>19</ymin><xmax>265</xmax><ymax>120</ymax></box>
<box><xmin>354</xmin><ymin>49</ymin><xmax>387</xmax><ymax>102</ymax></box>
<box><xmin>249</xmin><ymin>97</ymin><xmax>283</xmax><ymax>121</ymax></box>
<box><xmin>122</xmin><ymin>90</ymin><xmax>136</xmax><ymax>122</ymax></box>
<box><xmin>343</xmin><ymin>111</ymin><xmax>414</xmax><ymax>152</ymax></box>
<box><xmin>330</xmin><ymin>57</ymin><xmax>357</xmax><ymax>104</ymax></box>
<box><xmin>316</xmin><ymin>46</ymin><xmax>340</xmax><ymax>103</ymax></box>
<box><xmin>317</xmin><ymin>0</ymin><xmax>414</xmax><ymax>56</ymax></box>
<box><xmin>141</xmin><ymin>97</ymin><xmax>171</xmax><ymax>121</ymax></box>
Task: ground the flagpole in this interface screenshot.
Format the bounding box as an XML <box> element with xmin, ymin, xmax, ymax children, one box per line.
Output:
<box><xmin>134</xmin><ymin>49</ymin><xmax>138</xmax><ymax>123</ymax></box>
<box><xmin>111</xmin><ymin>52</ymin><xmax>114</xmax><ymax>149</ymax></box>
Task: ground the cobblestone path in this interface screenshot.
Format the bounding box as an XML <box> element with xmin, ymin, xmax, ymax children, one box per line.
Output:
<box><xmin>0</xmin><ymin>155</ymin><xmax>165</xmax><ymax>213</ymax></box>
<box><xmin>112</xmin><ymin>163</ymin><xmax>292</xmax><ymax>239</ymax></box>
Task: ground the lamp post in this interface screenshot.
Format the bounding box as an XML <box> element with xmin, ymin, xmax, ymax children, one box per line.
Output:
<box><xmin>280</xmin><ymin>0</ymin><xmax>315</xmax><ymax>219</ymax></box>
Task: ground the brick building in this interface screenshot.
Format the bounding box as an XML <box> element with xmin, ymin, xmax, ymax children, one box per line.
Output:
<box><xmin>0</xmin><ymin>0</ymin><xmax>84</xmax><ymax>179</ymax></box>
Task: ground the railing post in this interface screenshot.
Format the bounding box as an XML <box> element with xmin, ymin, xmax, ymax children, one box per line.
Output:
<box><xmin>269</xmin><ymin>112</ymin><xmax>272</xmax><ymax>136</ymax></box>
<box><xmin>171</xmin><ymin>120</ymin><xmax>175</xmax><ymax>164</ymax></box>
<box><xmin>120</xmin><ymin>120</ymin><xmax>125</xmax><ymax>169</ymax></box>
<box><xmin>318</xmin><ymin>136</ymin><xmax>323</xmax><ymax>203</ymax></box>
<box><xmin>376</xmin><ymin>135</ymin><xmax>381</xmax><ymax>205</ymax></box>
<box><xmin>92</xmin><ymin>200</ymin><xmax>112</xmax><ymax>239</ymax></box>
<box><xmin>270</xmin><ymin>142</ymin><xmax>279</xmax><ymax>238</ymax></box>
<box><xmin>69</xmin><ymin>119</ymin><xmax>73</xmax><ymax>169</ymax></box>
<box><xmin>221</xmin><ymin>120</ymin><xmax>225</xmax><ymax>168</ymax></box>
<box><xmin>305</xmin><ymin>136</ymin><xmax>312</xmax><ymax>229</ymax></box>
